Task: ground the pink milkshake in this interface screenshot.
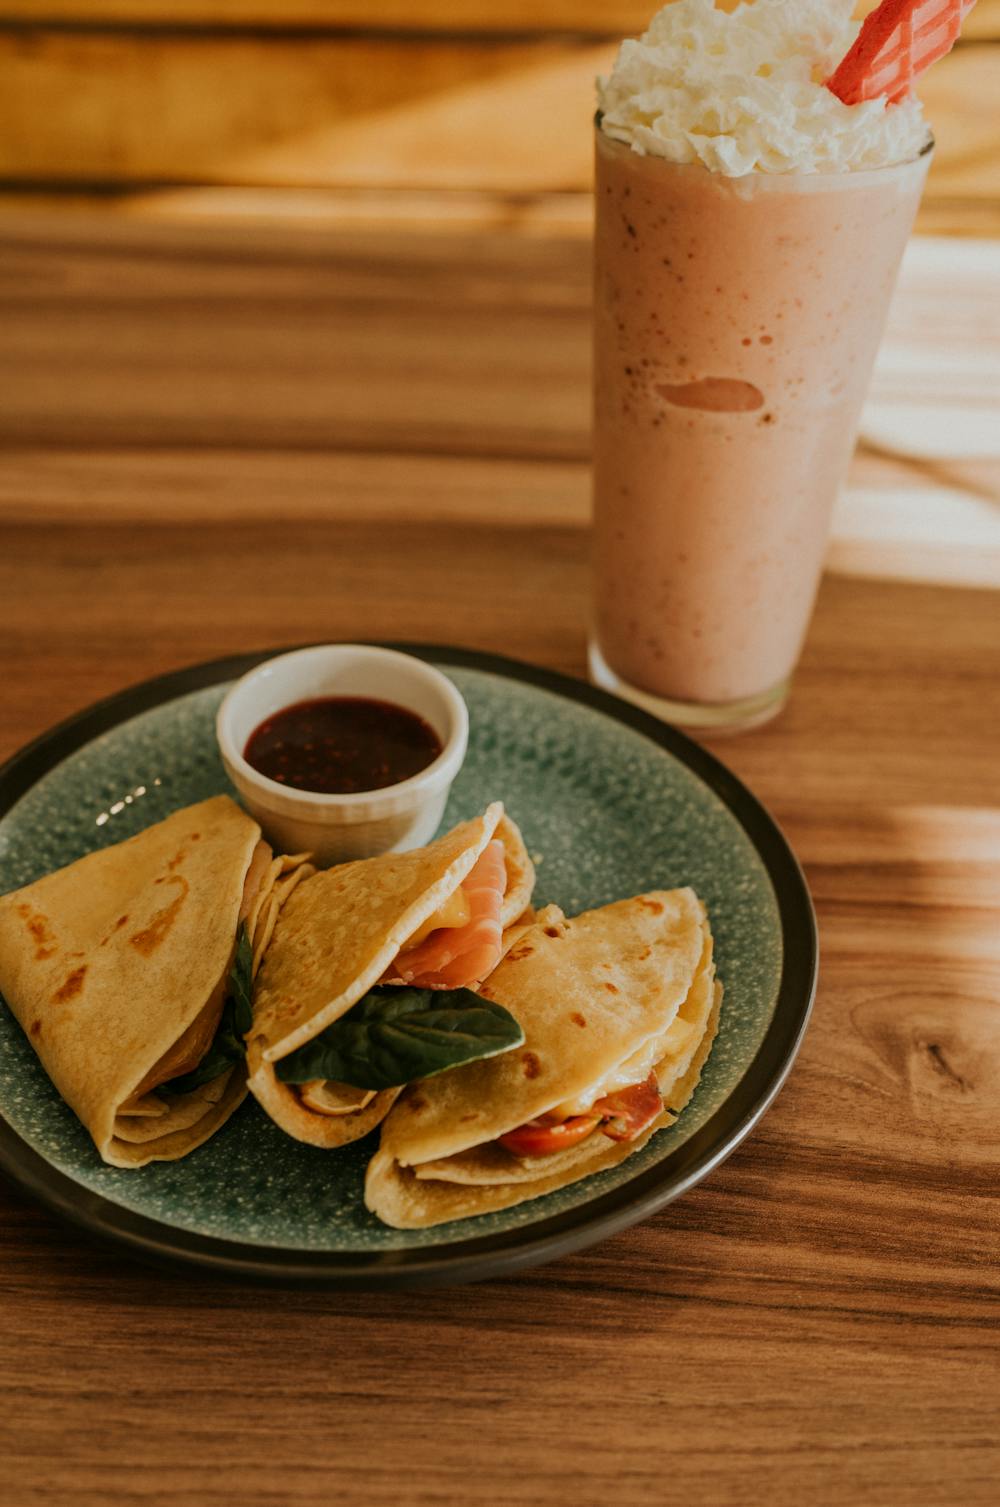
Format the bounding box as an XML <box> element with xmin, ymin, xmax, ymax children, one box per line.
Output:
<box><xmin>590</xmin><ymin>0</ymin><xmax>934</xmax><ymax>732</ymax></box>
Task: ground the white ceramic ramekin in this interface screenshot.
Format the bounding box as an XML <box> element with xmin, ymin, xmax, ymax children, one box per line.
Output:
<box><xmin>216</xmin><ymin>645</ymin><xmax>468</xmax><ymax>866</ymax></box>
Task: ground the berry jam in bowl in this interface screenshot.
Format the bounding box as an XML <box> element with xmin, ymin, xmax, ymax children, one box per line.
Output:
<box><xmin>216</xmin><ymin>645</ymin><xmax>468</xmax><ymax>865</ymax></box>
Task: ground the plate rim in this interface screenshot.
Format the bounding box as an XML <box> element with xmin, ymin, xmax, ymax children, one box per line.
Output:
<box><xmin>0</xmin><ymin>642</ymin><xmax>818</xmax><ymax>1288</ymax></box>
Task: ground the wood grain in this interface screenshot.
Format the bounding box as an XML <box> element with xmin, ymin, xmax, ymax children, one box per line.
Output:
<box><xmin>0</xmin><ymin>29</ymin><xmax>594</xmax><ymax>190</ymax></box>
<box><xmin>0</xmin><ymin>208</ymin><xmax>998</xmax><ymax>1507</ymax></box>
<box><xmin>0</xmin><ymin>212</ymin><xmax>593</xmax><ymax>458</ymax></box>
<box><xmin>3</xmin><ymin>0</ymin><xmax>999</xmax><ymax>39</ymax></box>
<box><xmin>3</xmin><ymin>184</ymin><xmax>996</xmax><ymax>239</ymax></box>
<box><xmin>1</xmin><ymin>212</ymin><xmax>997</xmax><ymax>479</ymax></box>
<box><xmin>0</xmin><ymin>29</ymin><xmax>996</xmax><ymax>223</ymax></box>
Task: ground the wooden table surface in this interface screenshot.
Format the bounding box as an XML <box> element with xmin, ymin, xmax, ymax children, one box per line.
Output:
<box><xmin>0</xmin><ymin>207</ymin><xmax>998</xmax><ymax>1507</ymax></box>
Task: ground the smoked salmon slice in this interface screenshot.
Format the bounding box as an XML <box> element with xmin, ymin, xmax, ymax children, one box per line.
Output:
<box><xmin>390</xmin><ymin>840</ymin><xmax>506</xmax><ymax>990</ymax></box>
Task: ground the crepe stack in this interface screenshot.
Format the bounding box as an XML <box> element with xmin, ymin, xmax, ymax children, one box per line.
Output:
<box><xmin>365</xmin><ymin>889</ymin><xmax>720</xmax><ymax>1227</ymax></box>
<box><xmin>247</xmin><ymin>801</ymin><xmax>535</xmax><ymax>1147</ymax></box>
<box><xmin>0</xmin><ymin>795</ymin><xmax>313</xmax><ymax>1167</ymax></box>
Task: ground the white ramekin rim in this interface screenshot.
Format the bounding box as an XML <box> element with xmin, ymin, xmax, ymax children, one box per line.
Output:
<box><xmin>215</xmin><ymin>644</ymin><xmax>468</xmax><ymax>822</ymax></box>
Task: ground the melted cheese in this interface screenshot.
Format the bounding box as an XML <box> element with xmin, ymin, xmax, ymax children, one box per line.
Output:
<box><xmin>552</xmin><ymin>1013</ymin><xmax>699</xmax><ymax>1118</ymax></box>
<box><xmin>398</xmin><ymin>887</ymin><xmax>472</xmax><ymax>953</ymax></box>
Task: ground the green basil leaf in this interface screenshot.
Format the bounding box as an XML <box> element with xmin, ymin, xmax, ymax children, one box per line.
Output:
<box><xmin>160</xmin><ymin>923</ymin><xmax>252</xmax><ymax>1095</ymax></box>
<box><xmin>228</xmin><ymin>923</ymin><xmax>254</xmax><ymax>1038</ymax></box>
<box><xmin>274</xmin><ymin>984</ymin><xmax>525</xmax><ymax>1091</ymax></box>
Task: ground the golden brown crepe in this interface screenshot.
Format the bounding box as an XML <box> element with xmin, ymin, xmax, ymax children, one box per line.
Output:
<box><xmin>364</xmin><ymin>890</ymin><xmax>721</xmax><ymax>1228</ymax></box>
<box><xmin>0</xmin><ymin>795</ymin><xmax>313</xmax><ymax>1167</ymax></box>
<box><xmin>247</xmin><ymin>802</ymin><xmax>536</xmax><ymax>1148</ymax></box>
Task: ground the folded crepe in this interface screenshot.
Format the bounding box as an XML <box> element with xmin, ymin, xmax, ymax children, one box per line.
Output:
<box><xmin>0</xmin><ymin>795</ymin><xmax>313</xmax><ymax>1167</ymax></box>
<box><xmin>364</xmin><ymin>889</ymin><xmax>721</xmax><ymax>1228</ymax></box>
<box><xmin>247</xmin><ymin>801</ymin><xmax>536</xmax><ymax>1148</ymax></box>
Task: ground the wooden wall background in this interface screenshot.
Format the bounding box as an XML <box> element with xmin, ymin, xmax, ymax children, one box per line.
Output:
<box><xmin>0</xmin><ymin>0</ymin><xmax>998</xmax><ymax>234</ymax></box>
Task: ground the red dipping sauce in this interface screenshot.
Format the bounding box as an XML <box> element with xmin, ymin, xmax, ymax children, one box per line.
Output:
<box><xmin>244</xmin><ymin>697</ymin><xmax>443</xmax><ymax>795</ymax></box>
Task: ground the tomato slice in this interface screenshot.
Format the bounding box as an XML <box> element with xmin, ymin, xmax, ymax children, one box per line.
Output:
<box><xmin>498</xmin><ymin>1113</ymin><xmax>601</xmax><ymax>1157</ymax></box>
<box><xmin>592</xmin><ymin>1073</ymin><xmax>664</xmax><ymax>1142</ymax></box>
<box><xmin>498</xmin><ymin>1073</ymin><xmax>664</xmax><ymax>1158</ymax></box>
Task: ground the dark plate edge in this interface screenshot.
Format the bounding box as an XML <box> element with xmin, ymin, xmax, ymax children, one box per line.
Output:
<box><xmin>0</xmin><ymin>642</ymin><xmax>818</xmax><ymax>1289</ymax></box>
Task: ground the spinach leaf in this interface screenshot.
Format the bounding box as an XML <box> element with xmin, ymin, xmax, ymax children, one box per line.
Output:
<box><xmin>160</xmin><ymin>922</ymin><xmax>253</xmax><ymax>1095</ymax></box>
<box><xmin>274</xmin><ymin>985</ymin><xmax>525</xmax><ymax>1091</ymax></box>
<box><xmin>226</xmin><ymin>924</ymin><xmax>254</xmax><ymax>1037</ymax></box>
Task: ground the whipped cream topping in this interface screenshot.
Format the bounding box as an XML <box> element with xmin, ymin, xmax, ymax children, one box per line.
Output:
<box><xmin>597</xmin><ymin>0</ymin><xmax>929</xmax><ymax>176</ymax></box>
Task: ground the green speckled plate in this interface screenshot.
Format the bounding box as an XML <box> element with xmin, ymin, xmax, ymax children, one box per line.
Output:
<box><xmin>0</xmin><ymin>645</ymin><xmax>816</xmax><ymax>1287</ymax></box>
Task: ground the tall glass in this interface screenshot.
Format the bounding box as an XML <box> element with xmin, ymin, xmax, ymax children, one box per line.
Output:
<box><xmin>590</xmin><ymin>127</ymin><xmax>931</xmax><ymax>733</ymax></box>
